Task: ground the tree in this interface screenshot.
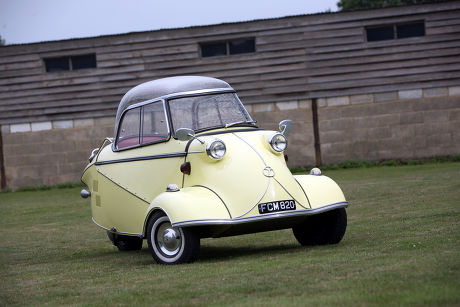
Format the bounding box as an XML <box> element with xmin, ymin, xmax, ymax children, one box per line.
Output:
<box><xmin>0</xmin><ymin>35</ymin><xmax>5</xmax><ymax>46</ymax></box>
<box><xmin>337</xmin><ymin>0</ymin><xmax>451</xmax><ymax>11</ymax></box>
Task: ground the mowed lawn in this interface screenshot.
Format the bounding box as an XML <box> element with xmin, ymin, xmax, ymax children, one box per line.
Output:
<box><xmin>0</xmin><ymin>163</ymin><xmax>459</xmax><ymax>306</ymax></box>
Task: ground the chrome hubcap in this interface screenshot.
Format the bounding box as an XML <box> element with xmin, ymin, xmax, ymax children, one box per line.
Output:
<box><xmin>156</xmin><ymin>221</ymin><xmax>182</xmax><ymax>256</ymax></box>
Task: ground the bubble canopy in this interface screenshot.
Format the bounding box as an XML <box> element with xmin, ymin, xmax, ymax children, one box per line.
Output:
<box><xmin>114</xmin><ymin>76</ymin><xmax>254</xmax><ymax>139</ymax></box>
<box><xmin>116</xmin><ymin>76</ymin><xmax>232</xmax><ymax>119</ymax></box>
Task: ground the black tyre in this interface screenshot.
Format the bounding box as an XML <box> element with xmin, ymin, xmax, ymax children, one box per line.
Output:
<box><xmin>147</xmin><ymin>211</ymin><xmax>200</xmax><ymax>264</ymax></box>
<box><xmin>107</xmin><ymin>231</ymin><xmax>143</xmax><ymax>251</ymax></box>
<box><xmin>292</xmin><ymin>208</ymin><xmax>347</xmax><ymax>246</ymax></box>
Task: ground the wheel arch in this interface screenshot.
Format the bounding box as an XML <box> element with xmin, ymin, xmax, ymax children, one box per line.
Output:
<box><xmin>142</xmin><ymin>207</ymin><xmax>169</xmax><ymax>238</ymax></box>
<box><xmin>294</xmin><ymin>174</ymin><xmax>346</xmax><ymax>209</ymax></box>
<box><xmin>142</xmin><ymin>186</ymin><xmax>231</xmax><ymax>237</ymax></box>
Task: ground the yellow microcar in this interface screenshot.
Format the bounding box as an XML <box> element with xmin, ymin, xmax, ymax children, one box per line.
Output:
<box><xmin>81</xmin><ymin>76</ymin><xmax>348</xmax><ymax>264</ymax></box>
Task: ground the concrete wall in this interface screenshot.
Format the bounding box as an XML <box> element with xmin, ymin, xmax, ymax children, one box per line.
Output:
<box><xmin>319</xmin><ymin>86</ymin><xmax>460</xmax><ymax>163</ymax></box>
<box><xmin>1</xmin><ymin>88</ymin><xmax>459</xmax><ymax>189</ymax></box>
<box><xmin>1</xmin><ymin>118</ymin><xmax>114</xmax><ymax>189</ymax></box>
<box><xmin>0</xmin><ymin>99</ymin><xmax>315</xmax><ymax>189</ymax></box>
<box><xmin>248</xmin><ymin>99</ymin><xmax>315</xmax><ymax>167</ymax></box>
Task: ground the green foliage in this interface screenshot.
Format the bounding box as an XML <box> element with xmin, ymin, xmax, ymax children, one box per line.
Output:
<box><xmin>291</xmin><ymin>155</ymin><xmax>460</xmax><ymax>173</ymax></box>
<box><xmin>337</xmin><ymin>0</ymin><xmax>450</xmax><ymax>11</ymax></box>
<box><xmin>380</xmin><ymin>159</ymin><xmax>403</xmax><ymax>167</ymax></box>
<box><xmin>1</xmin><ymin>187</ymin><xmax>12</xmax><ymax>193</ymax></box>
<box><xmin>4</xmin><ymin>182</ymin><xmax>84</xmax><ymax>193</ymax></box>
<box><xmin>1</xmin><ymin>164</ymin><xmax>459</xmax><ymax>305</ymax></box>
<box><xmin>55</xmin><ymin>182</ymin><xmax>84</xmax><ymax>189</ymax></box>
<box><xmin>0</xmin><ymin>34</ymin><xmax>5</xmax><ymax>46</ymax></box>
<box><xmin>288</xmin><ymin>166</ymin><xmax>307</xmax><ymax>174</ymax></box>
<box><xmin>15</xmin><ymin>184</ymin><xmax>52</xmax><ymax>192</ymax></box>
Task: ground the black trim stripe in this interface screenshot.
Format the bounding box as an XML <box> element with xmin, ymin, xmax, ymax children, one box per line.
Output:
<box><xmin>95</xmin><ymin>152</ymin><xmax>187</xmax><ymax>165</ymax></box>
<box><xmin>98</xmin><ymin>128</ymin><xmax>262</xmax><ymax>165</ymax></box>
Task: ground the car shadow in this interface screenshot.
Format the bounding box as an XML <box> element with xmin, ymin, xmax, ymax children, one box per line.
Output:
<box><xmin>78</xmin><ymin>240</ymin><xmax>345</xmax><ymax>265</ymax></box>
<box><xmin>130</xmin><ymin>243</ymin><xmax>304</xmax><ymax>264</ymax></box>
<box><xmin>196</xmin><ymin>243</ymin><xmax>302</xmax><ymax>262</ymax></box>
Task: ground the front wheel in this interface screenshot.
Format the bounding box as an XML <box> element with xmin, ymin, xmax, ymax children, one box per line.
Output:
<box><xmin>292</xmin><ymin>208</ymin><xmax>347</xmax><ymax>246</ymax></box>
<box><xmin>147</xmin><ymin>211</ymin><xmax>200</xmax><ymax>264</ymax></box>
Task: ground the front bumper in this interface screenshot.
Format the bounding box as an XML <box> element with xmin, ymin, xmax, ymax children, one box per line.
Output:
<box><xmin>172</xmin><ymin>201</ymin><xmax>348</xmax><ymax>228</ymax></box>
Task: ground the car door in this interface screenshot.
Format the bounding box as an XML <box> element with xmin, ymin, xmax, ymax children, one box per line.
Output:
<box><xmin>94</xmin><ymin>100</ymin><xmax>185</xmax><ymax>234</ymax></box>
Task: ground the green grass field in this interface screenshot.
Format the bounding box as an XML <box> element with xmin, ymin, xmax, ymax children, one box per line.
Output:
<box><xmin>1</xmin><ymin>163</ymin><xmax>459</xmax><ymax>306</ymax></box>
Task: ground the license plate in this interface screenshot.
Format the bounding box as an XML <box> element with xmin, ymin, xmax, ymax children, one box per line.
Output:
<box><xmin>258</xmin><ymin>200</ymin><xmax>296</xmax><ymax>214</ymax></box>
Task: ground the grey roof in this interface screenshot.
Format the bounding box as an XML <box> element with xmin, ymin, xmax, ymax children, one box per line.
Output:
<box><xmin>114</xmin><ymin>76</ymin><xmax>234</xmax><ymax>135</ymax></box>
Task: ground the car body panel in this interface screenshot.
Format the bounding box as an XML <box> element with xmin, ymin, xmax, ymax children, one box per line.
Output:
<box><xmin>293</xmin><ymin>174</ymin><xmax>346</xmax><ymax>209</ymax></box>
<box><xmin>82</xmin><ymin>128</ymin><xmax>347</xmax><ymax>235</ymax></box>
<box><xmin>147</xmin><ymin>186</ymin><xmax>232</xmax><ymax>226</ymax></box>
<box><xmin>183</xmin><ymin>130</ymin><xmax>312</xmax><ymax>219</ymax></box>
<box><xmin>95</xmin><ymin>139</ymin><xmax>187</xmax><ymax>203</ymax></box>
<box><xmin>92</xmin><ymin>169</ymin><xmax>148</xmax><ymax>235</ymax></box>
<box><xmin>81</xmin><ymin>76</ymin><xmax>348</xmax><ymax>241</ymax></box>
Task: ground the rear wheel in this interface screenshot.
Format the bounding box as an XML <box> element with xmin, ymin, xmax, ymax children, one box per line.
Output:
<box><xmin>107</xmin><ymin>231</ymin><xmax>143</xmax><ymax>251</ymax></box>
<box><xmin>292</xmin><ymin>208</ymin><xmax>347</xmax><ymax>246</ymax></box>
<box><xmin>147</xmin><ymin>211</ymin><xmax>200</xmax><ymax>264</ymax></box>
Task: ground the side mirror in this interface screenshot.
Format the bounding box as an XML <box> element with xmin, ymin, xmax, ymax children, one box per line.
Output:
<box><xmin>279</xmin><ymin>120</ymin><xmax>293</xmax><ymax>135</ymax></box>
<box><xmin>176</xmin><ymin>128</ymin><xmax>195</xmax><ymax>141</ymax></box>
<box><xmin>88</xmin><ymin>148</ymin><xmax>99</xmax><ymax>162</ymax></box>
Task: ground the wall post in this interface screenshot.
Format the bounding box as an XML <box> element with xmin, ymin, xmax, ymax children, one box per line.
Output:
<box><xmin>0</xmin><ymin>126</ymin><xmax>6</xmax><ymax>190</ymax></box>
<box><xmin>311</xmin><ymin>98</ymin><xmax>322</xmax><ymax>167</ymax></box>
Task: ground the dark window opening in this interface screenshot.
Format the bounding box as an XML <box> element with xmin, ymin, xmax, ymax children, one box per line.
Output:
<box><xmin>229</xmin><ymin>39</ymin><xmax>255</xmax><ymax>55</ymax></box>
<box><xmin>44</xmin><ymin>57</ymin><xmax>70</xmax><ymax>72</ymax></box>
<box><xmin>71</xmin><ymin>54</ymin><xmax>97</xmax><ymax>70</ymax></box>
<box><xmin>397</xmin><ymin>22</ymin><xmax>425</xmax><ymax>38</ymax></box>
<box><xmin>366</xmin><ymin>21</ymin><xmax>425</xmax><ymax>42</ymax></box>
<box><xmin>366</xmin><ymin>26</ymin><xmax>394</xmax><ymax>42</ymax></box>
<box><xmin>44</xmin><ymin>53</ymin><xmax>96</xmax><ymax>72</ymax></box>
<box><xmin>200</xmin><ymin>38</ymin><xmax>255</xmax><ymax>57</ymax></box>
<box><xmin>201</xmin><ymin>42</ymin><xmax>227</xmax><ymax>57</ymax></box>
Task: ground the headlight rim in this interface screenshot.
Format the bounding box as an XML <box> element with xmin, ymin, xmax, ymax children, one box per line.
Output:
<box><xmin>268</xmin><ymin>132</ymin><xmax>288</xmax><ymax>153</ymax></box>
<box><xmin>206</xmin><ymin>139</ymin><xmax>226</xmax><ymax>160</ymax></box>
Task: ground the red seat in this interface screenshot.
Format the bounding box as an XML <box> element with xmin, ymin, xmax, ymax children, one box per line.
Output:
<box><xmin>117</xmin><ymin>137</ymin><xmax>139</xmax><ymax>149</ymax></box>
<box><xmin>117</xmin><ymin>136</ymin><xmax>164</xmax><ymax>149</ymax></box>
<box><xmin>142</xmin><ymin>136</ymin><xmax>164</xmax><ymax>143</ymax></box>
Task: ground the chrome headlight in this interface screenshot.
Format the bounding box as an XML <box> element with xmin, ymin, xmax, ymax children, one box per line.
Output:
<box><xmin>268</xmin><ymin>133</ymin><xmax>287</xmax><ymax>153</ymax></box>
<box><xmin>206</xmin><ymin>139</ymin><xmax>226</xmax><ymax>160</ymax></box>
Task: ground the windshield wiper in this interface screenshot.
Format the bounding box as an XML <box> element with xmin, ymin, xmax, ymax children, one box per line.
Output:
<box><xmin>225</xmin><ymin>120</ymin><xmax>257</xmax><ymax>128</ymax></box>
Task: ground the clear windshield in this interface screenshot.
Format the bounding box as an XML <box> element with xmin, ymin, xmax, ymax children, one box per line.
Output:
<box><xmin>168</xmin><ymin>93</ymin><xmax>255</xmax><ymax>132</ymax></box>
